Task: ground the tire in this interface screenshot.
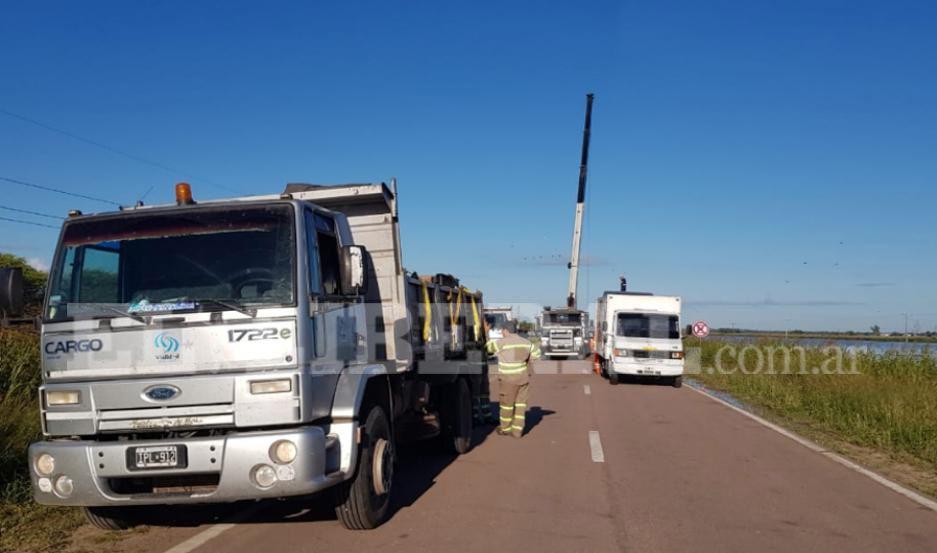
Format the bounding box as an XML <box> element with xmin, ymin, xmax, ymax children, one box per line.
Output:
<box><xmin>334</xmin><ymin>404</ymin><xmax>394</xmax><ymax>530</ymax></box>
<box><xmin>672</xmin><ymin>375</ymin><xmax>683</xmax><ymax>388</ymax></box>
<box><xmin>608</xmin><ymin>371</ymin><xmax>619</xmax><ymax>385</ymax></box>
<box><xmin>441</xmin><ymin>378</ymin><xmax>473</xmax><ymax>455</ymax></box>
<box><xmin>83</xmin><ymin>506</ymin><xmax>137</xmax><ymax>531</ymax></box>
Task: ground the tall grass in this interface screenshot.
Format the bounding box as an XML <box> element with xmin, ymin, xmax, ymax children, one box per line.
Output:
<box><xmin>0</xmin><ymin>329</ymin><xmax>43</xmax><ymax>502</ymax></box>
<box><xmin>0</xmin><ymin>329</ymin><xmax>84</xmax><ymax>551</ymax></box>
<box><xmin>689</xmin><ymin>338</ymin><xmax>937</xmax><ymax>470</ymax></box>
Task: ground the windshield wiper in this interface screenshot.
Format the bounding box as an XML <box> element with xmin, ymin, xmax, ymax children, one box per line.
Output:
<box><xmin>199</xmin><ymin>298</ymin><xmax>257</xmax><ymax>318</ymax></box>
<box><xmin>98</xmin><ymin>305</ymin><xmax>148</xmax><ymax>324</ymax></box>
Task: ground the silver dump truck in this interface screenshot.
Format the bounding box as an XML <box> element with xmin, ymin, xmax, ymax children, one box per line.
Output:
<box><xmin>9</xmin><ymin>181</ymin><xmax>488</xmax><ymax>530</ymax></box>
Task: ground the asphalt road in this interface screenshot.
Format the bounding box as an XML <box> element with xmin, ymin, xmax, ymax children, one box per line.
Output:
<box><xmin>110</xmin><ymin>360</ymin><xmax>936</xmax><ymax>553</ymax></box>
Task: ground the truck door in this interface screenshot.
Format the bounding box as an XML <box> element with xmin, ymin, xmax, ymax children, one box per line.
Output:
<box><xmin>304</xmin><ymin>209</ymin><xmax>364</xmax><ymax>371</ymax></box>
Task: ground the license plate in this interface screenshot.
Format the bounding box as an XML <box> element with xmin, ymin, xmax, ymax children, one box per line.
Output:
<box><xmin>638</xmin><ymin>369</ymin><xmax>661</xmax><ymax>376</ymax></box>
<box><xmin>127</xmin><ymin>445</ymin><xmax>187</xmax><ymax>470</ymax></box>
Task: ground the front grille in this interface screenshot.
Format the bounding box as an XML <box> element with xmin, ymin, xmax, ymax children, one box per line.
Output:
<box><xmin>107</xmin><ymin>473</ymin><xmax>220</xmax><ymax>496</ymax></box>
<box><xmin>632</xmin><ymin>350</ymin><xmax>671</xmax><ymax>359</ymax></box>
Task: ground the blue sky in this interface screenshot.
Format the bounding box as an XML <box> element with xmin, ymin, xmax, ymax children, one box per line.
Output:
<box><xmin>1</xmin><ymin>1</ymin><xmax>935</xmax><ymax>332</ymax></box>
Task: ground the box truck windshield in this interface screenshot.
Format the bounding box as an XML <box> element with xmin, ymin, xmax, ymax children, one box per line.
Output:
<box><xmin>46</xmin><ymin>205</ymin><xmax>295</xmax><ymax>321</ymax></box>
<box><xmin>617</xmin><ymin>313</ymin><xmax>679</xmax><ymax>339</ymax></box>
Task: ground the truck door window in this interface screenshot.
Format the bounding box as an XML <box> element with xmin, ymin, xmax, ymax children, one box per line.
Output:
<box><xmin>303</xmin><ymin>209</ymin><xmax>323</xmax><ymax>294</ymax></box>
<box><xmin>312</xmin><ymin>213</ymin><xmax>341</xmax><ymax>296</ymax></box>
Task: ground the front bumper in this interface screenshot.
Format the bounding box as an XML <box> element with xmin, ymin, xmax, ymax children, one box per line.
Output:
<box><xmin>29</xmin><ymin>425</ymin><xmax>350</xmax><ymax>507</ymax></box>
<box><xmin>611</xmin><ymin>358</ymin><xmax>684</xmax><ymax>376</ymax></box>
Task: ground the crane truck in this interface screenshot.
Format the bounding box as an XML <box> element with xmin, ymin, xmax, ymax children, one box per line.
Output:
<box><xmin>2</xmin><ymin>180</ymin><xmax>488</xmax><ymax>531</ymax></box>
<box><xmin>540</xmin><ymin>93</ymin><xmax>593</xmax><ymax>360</ymax></box>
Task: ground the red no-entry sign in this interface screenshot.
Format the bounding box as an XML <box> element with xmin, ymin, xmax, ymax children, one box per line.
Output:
<box><xmin>692</xmin><ymin>320</ymin><xmax>710</xmax><ymax>338</ymax></box>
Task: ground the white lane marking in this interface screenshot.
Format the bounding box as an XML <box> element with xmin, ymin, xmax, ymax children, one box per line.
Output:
<box><xmin>589</xmin><ymin>431</ymin><xmax>605</xmax><ymax>463</ymax></box>
<box><xmin>584</xmin><ymin>384</ymin><xmax>591</xmax><ymax>395</ymax></box>
<box><xmin>162</xmin><ymin>523</ymin><xmax>238</xmax><ymax>553</ymax></box>
<box><xmin>688</xmin><ymin>383</ymin><xmax>937</xmax><ymax>513</ymax></box>
<box><xmin>161</xmin><ymin>504</ymin><xmax>260</xmax><ymax>553</ymax></box>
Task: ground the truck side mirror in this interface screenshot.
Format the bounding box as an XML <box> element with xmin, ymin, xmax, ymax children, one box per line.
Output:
<box><xmin>0</xmin><ymin>267</ymin><xmax>25</xmax><ymax>317</ymax></box>
<box><xmin>339</xmin><ymin>245</ymin><xmax>367</xmax><ymax>296</ymax></box>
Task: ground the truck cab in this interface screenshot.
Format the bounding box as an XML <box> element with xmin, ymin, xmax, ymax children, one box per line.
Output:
<box><xmin>594</xmin><ymin>292</ymin><xmax>684</xmax><ymax>387</ymax></box>
<box><xmin>538</xmin><ymin>307</ymin><xmax>588</xmax><ymax>359</ymax></box>
<box><xmin>15</xmin><ymin>182</ymin><xmax>485</xmax><ymax>530</ymax></box>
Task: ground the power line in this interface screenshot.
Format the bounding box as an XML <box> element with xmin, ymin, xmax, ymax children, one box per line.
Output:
<box><xmin>0</xmin><ymin>176</ymin><xmax>120</xmax><ymax>206</ymax></box>
<box><xmin>0</xmin><ymin>107</ymin><xmax>238</xmax><ymax>194</ymax></box>
<box><xmin>0</xmin><ymin>215</ymin><xmax>60</xmax><ymax>229</ymax></box>
<box><xmin>0</xmin><ymin>204</ymin><xmax>63</xmax><ymax>220</ymax></box>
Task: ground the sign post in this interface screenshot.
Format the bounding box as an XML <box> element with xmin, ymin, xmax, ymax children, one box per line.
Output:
<box><xmin>692</xmin><ymin>320</ymin><xmax>710</xmax><ymax>349</ymax></box>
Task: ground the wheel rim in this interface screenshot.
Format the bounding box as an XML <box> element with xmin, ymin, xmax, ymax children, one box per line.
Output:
<box><xmin>371</xmin><ymin>438</ymin><xmax>393</xmax><ymax>496</ymax></box>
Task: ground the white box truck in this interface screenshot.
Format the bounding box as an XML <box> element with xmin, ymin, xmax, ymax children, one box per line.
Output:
<box><xmin>594</xmin><ymin>291</ymin><xmax>684</xmax><ymax>387</ymax></box>
<box><xmin>3</xmin><ymin>181</ymin><xmax>489</xmax><ymax>531</ymax></box>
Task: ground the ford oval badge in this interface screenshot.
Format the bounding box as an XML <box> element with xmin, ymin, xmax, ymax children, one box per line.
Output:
<box><xmin>143</xmin><ymin>385</ymin><xmax>181</xmax><ymax>402</ymax></box>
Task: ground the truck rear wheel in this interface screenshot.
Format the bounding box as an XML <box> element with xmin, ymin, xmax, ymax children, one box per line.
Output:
<box><xmin>441</xmin><ymin>378</ymin><xmax>473</xmax><ymax>454</ymax></box>
<box><xmin>334</xmin><ymin>404</ymin><xmax>394</xmax><ymax>530</ymax></box>
<box><xmin>83</xmin><ymin>506</ymin><xmax>137</xmax><ymax>531</ymax></box>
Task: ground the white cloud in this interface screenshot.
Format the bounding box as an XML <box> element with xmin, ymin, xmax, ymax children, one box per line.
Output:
<box><xmin>27</xmin><ymin>257</ymin><xmax>50</xmax><ymax>271</ymax></box>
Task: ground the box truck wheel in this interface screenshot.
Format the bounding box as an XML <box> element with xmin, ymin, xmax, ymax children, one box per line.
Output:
<box><xmin>82</xmin><ymin>506</ymin><xmax>138</xmax><ymax>531</ymax></box>
<box><xmin>334</xmin><ymin>404</ymin><xmax>394</xmax><ymax>530</ymax></box>
<box><xmin>671</xmin><ymin>376</ymin><xmax>683</xmax><ymax>388</ymax></box>
<box><xmin>440</xmin><ymin>378</ymin><xmax>473</xmax><ymax>454</ymax></box>
<box><xmin>608</xmin><ymin>371</ymin><xmax>619</xmax><ymax>385</ymax></box>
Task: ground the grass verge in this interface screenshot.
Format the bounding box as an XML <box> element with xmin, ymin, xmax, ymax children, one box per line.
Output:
<box><xmin>688</xmin><ymin>337</ymin><xmax>937</xmax><ymax>497</ymax></box>
<box><xmin>1</xmin><ymin>329</ymin><xmax>86</xmax><ymax>552</ymax></box>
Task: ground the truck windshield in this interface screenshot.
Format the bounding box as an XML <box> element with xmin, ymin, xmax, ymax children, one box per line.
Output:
<box><xmin>46</xmin><ymin>205</ymin><xmax>295</xmax><ymax>321</ymax></box>
<box><xmin>485</xmin><ymin>313</ymin><xmax>509</xmax><ymax>328</ymax></box>
<box><xmin>545</xmin><ymin>312</ymin><xmax>581</xmax><ymax>325</ymax></box>
<box><xmin>616</xmin><ymin>313</ymin><xmax>680</xmax><ymax>339</ymax></box>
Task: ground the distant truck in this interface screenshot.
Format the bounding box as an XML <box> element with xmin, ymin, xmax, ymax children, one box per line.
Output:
<box><xmin>593</xmin><ymin>290</ymin><xmax>684</xmax><ymax>387</ymax></box>
<box><xmin>538</xmin><ymin>307</ymin><xmax>588</xmax><ymax>359</ymax></box>
<box><xmin>3</xmin><ymin>181</ymin><xmax>488</xmax><ymax>531</ymax></box>
<box><xmin>482</xmin><ymin>306</ymin><xmax>515</xmax><ymax>339</ymax></box>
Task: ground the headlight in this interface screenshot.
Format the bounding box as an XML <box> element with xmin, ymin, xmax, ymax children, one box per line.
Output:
<box><xmin>54</xmin><ymin>475</ymin><xmax>74</xmax><ymax>497</ymax></box>
<box><xmin>35</xmin><ymin>453</ymin><xmax>55</xmax><ymax>476</ymax></box>
<box><xmin>540</xmin><ymin>337</ymin><xmax>548</xmax><ymax>344</ymax></box>
<box><xmin>46</xmin><ymin>390</ymin><xmax>80</xmax><ymax>406</ymax></box>
<box><xmin>270</xmin><ymin>440</ymin><xmax>297</xmax><ymax>464</ymax></box>
<box><xmin>671</xmin><ymin>351</ymin><xmax>685</xmax><ymax>359</ymax></box>
<box><xmin>250</xmin><ymin>379</ymin><xmax>291</xmax><ymax>394</ymax></box>
<box><xmin>251</xmin><ymin>464</ymin><xmax>278</xmax><ymax>489</ymax></box>
<box><xmin>614</xmin><ymin>348</ymin><xmax>630</xmax><ymax>357</ymax></box>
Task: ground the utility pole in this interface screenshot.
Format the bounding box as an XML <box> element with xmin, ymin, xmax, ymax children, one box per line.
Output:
<box><xmin>566</xmin><ymin>93</ymin><xmax>594</xmax><ymax>309</ymax></box>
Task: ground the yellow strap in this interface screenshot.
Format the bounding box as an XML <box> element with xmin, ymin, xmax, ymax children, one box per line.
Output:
<box><xmin>500</xmin><ymin>405</ymin><xmax>514</xmax><ymax>410</ymax></box>
<box><xmin>421</xmin><ymin>281</ymin><xmax>432</xmax><ymax>342</ymax></box>
<box><xmin>514</xmin><ymin>403</ymin><xmax>527</xmax><ymax>408</ymax></box>
<box><xmin>500</xmin><ymin>416</ymin><xmax>513</xmax><ymax>422</ymax></box>
<box><xmin>511</xmin><ymin>425</ymin><xmax>524</xmax><ymax>430</ymax></box>
<box><xmin>448</xmin><ymin>287</ymin><xmax>464</xmax><ymax>344</ymax></box>
<box><xmin>470</xmin><ymin>294</ymin><xmax>481</xmax><ymax>341</ymax></box>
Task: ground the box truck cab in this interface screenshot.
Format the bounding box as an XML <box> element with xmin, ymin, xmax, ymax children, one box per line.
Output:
<box><xmin>594</xmin><ymin>291</ymin><xmax>684</xmax><ymax>387</ymax></box>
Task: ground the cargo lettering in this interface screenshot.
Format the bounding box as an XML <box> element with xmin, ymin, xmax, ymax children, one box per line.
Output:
<box><xmin>44</xmin><ymin>339</ymin><xmax>104</xmax><ymax>355</ymax></box>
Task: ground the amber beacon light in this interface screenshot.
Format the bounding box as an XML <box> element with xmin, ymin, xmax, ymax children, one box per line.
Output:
<box><xmin>175</xmin><ymin>182</ymin><xmax>195</xmax><ymax>205</ymax></box>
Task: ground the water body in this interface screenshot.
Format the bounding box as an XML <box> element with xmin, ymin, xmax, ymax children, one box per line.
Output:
<box><xmin>711</xmin><ymin>335</ymin><xmax>936</xmax><ymax>357</ymax></box>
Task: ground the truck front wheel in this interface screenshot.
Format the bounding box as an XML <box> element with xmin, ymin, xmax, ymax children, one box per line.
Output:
<box><xmin>334</xmin><ymin>404</ymin><xmax>394</xmax><ymax>530</ymax></box>
<box><xmin>608</xmin><ymin>371</ymin><xmax>620</xmax><ymax>385</ymax></box>
<box><xmin>82</xmin><ymin>506</ymin><xmax>138</xmax><ymax>531</ymax></box>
